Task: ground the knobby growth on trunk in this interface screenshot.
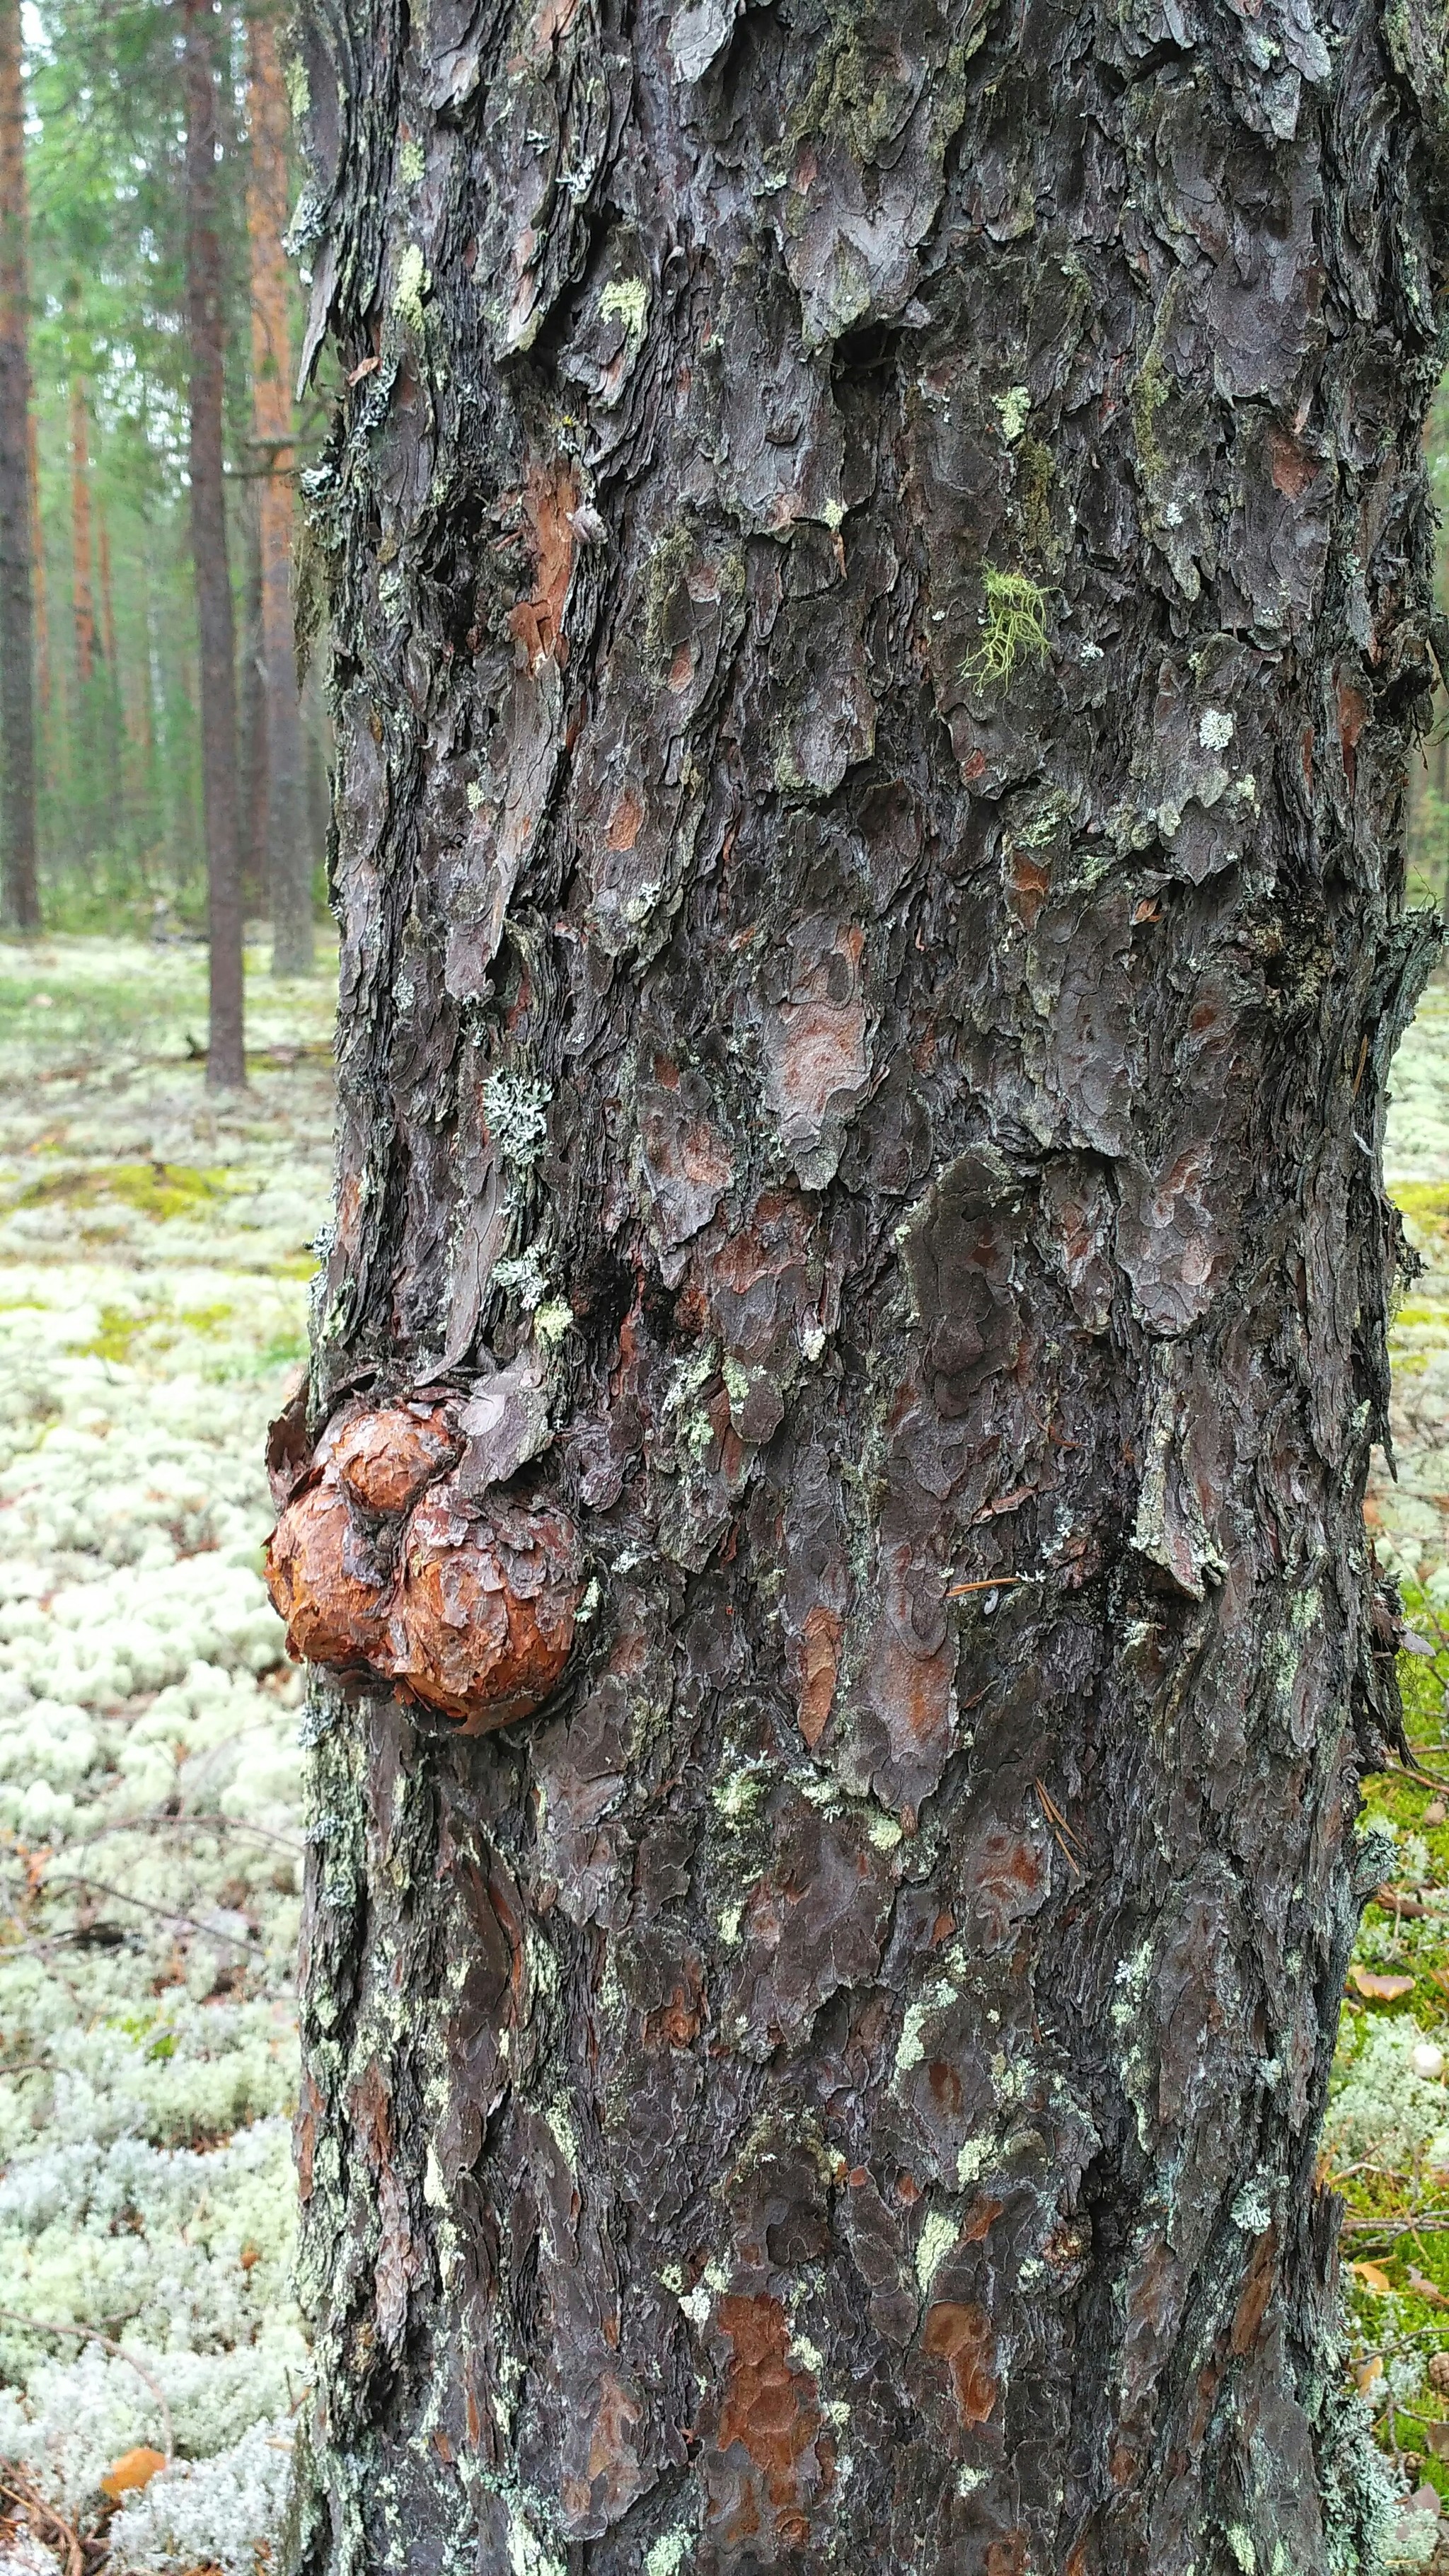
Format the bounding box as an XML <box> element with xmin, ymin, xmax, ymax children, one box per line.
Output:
<box><xmin>284</xmin><ymin>0</ymin><xmax>1449</xmax><ymax>2566</ymax></box>
<box><xmin>248</xmin><ymin>9</ymin><xmax>315</xmax><ymax>980</ymax></box>
<box><xmin>183</xmin><ymin>0</ymin><xmax>243</xmax><ymax>1089</ymax></box>
<box><xmin>0</xmin><ymin>0</ymin><xmax>38</xmax><ymax>933</ymax></box>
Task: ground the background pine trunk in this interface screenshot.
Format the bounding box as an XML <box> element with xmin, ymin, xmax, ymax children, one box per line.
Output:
<box><xmin>240</xmin><ymin>493</ymin><xmax>270</xmax><ymax>919</ymax></box>
<box><xmin>248</xmin><ymin>9</ymin><xmax>313</xmax><ymax>979</ymax></box>
<box><xmin>183</xmin><ymin>0</ymin><xmax>243</xmax><ymax>1088</ymax></box>
<box><xmin>286</xmin><ymin>0</ymin><xmax>1449</xmax><ymax>2567</ymax></box>
<box><xmin>67</xmin><ymin>371</ymin><xmax>93</xmax><ymax>689</ymax></box>
<box><xmin>0</xmin><ymin>0</ymin><xmax>37</xmax><ymax>933</ymax></box>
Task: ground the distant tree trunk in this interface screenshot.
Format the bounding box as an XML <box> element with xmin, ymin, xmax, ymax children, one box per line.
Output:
<box><xmin>28</xmin><ymin>410</ymin><xmax>48</xmax><ymax>733</ymax></box>
<box><xmin>97</xmin><ymin>506</ymin><xmax>116</xmax><ymax>675</ymax></box>
<box><xmin>0</xmin><ymin>0</ymin><xmax>37</xmax><ymax>933</ymax></box>
<box><xmin>282</xmin><ymin>1</ymin><xmax>1448</xmax><ymax>2570</ymax></box>
<box><xmin>183</xmin><ymin>0</ymin><xmax>244</xmax><ymax>1086</ymax></box>
<box><xmin>96</xmin><ymin>502</ymin><xmax>125</xmax><ymax>818</ymax></box>
<box><xmin>68</xmin><ymin>372</ymin><xmax>94</xmax><ymax>689</ymax></box>
<box><xmin>303</xmin><ymin>653</ymin><xmax>329</xmax><ymax>885</ymax></box>
<box><xmin>238</xmin><ymin>490</ymin><xmax>270</xmax><ymax>914</ymax></box>
<box><xmin>248</xmin><ymin>8</ymin><xmax>313</xmax><ymax>977</ymax></box>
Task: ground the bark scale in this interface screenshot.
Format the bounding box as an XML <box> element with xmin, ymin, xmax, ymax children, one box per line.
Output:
<box><xmin>248</xmin><ymin>6</ymin><xmax>315</xmax><ymax>977</ymax></box>
<box><xmin>183</xmin><ymin>0</ymin><xmax>245</xmax><ymax>1087</ymax></box>
<box><xmin>286</xmin><ymin>0</ymin><xmax>1449</xmax><ymax>2568</ymax></box>
<box><xmin>0</xmin><ymin>0</ymin><xmax>37</xmax><ymax>934</ymax></box>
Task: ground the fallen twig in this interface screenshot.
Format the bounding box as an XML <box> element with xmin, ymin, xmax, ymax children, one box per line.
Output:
<box><xmin>0</xmin><ymin>2468</ymin><xmax>86</xmax><ymax>2576</ymax></box>
<box><xmin>5</xmin><ymin>1870</ymin><xmax>257</xmax><ymax>1954</ymax></box>
<box><xmin>1033</xmin><ymin>1777</ymin><xmax>1083</xmax><ymax>1878</ymax></box>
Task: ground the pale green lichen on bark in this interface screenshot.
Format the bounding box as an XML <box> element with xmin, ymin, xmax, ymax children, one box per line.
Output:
<box><xmin>963</xmin><ymin>567</ymin><xmax>1051</xmax><ymax>691</ymax></box>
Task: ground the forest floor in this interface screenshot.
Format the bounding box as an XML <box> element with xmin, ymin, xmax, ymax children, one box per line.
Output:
<box><xmin>1</xmin><ymin>938</ymin><xmax>1448</xmax><ymax>2568</ymax></box>
<box><xmin>1343</xmin><ymin>969</ymin><xmax>1449</xmax><ymax>2567</ymax></box>
<box><xmin>0</xmin><ymin>933</ymin><xmax>333</xmax><ymax>2573</ymax></box>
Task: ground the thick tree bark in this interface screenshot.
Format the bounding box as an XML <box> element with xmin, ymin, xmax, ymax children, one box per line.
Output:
<box><xmin>0</xmin><ymin>0</ymin><xmax>37</xmax><ymax>935</ymax></box>
<box><xmin>248</xmin><ymin>7</ymin><xmax>315</xmax><ymax>977</ymax></box>
<box><xmin>283</xmin><ymin>0</ymin><xmax>1449</xmax><ymax>2568</ymax></box>
<box><xmin>183</xmin><ymin>0</ymin><xmax>245</xmax><ymax>1087</ymax></box>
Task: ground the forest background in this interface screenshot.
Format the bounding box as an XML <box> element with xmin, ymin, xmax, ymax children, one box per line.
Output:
<box><xmin>0</xmin><ymin>0</ymin><xmax>332</xmax><ymax>963</ymax></box>
<box><xmin>7</xmin><ymin>0</ymin><xmax>1449</xmax><ymax>948</ymax></box>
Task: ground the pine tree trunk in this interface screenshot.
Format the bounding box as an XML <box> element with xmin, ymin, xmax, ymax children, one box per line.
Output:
<box><xmin>240</xmin><ymin>490</ymin><xmax>270</xmax><ymax>915</ymax></box>
<box><xmin>28</xmin><ymin>411</ymin><xmax>49</xmax><ymax>737</ymax></box>
<box><xmin>0</xmin><ymin>0</ymin><xmax>37</xmax><ymax>934</ymax></box>
<box><xmin>68</xmin><ymin>372</ymin><xmax>94</xmax><ymax>689</ymax></box>
<box><xmin>183</xmin><ymin>0</ymin><xmax>245</xmax><ymax>1088</ymax></box>
<box><xmin>248</xmin><ymin>8</ymin><xmax>313</xmax><ymax>977</ymax></box>
<box><xmin>282</xmin><ymin>1</ymin><xmax>1449</xmax><ymax>2568</ymax></box>
<box><xmin>96</xmin><ymin>502</ymin><xmax>125</xmax><ymax>820</ymax></box>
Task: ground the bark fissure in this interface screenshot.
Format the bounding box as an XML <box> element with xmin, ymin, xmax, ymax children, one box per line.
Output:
<box><xmin>288</xmin><ymin>0</ymin><xmax>1449</xmax><ymax>2566</ymax></box>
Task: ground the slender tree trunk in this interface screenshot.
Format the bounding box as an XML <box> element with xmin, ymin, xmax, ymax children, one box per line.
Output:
<box><xmin>239</xmin><ymin>490</ymin><xmax>270</xmax><ymax>914</ymax></box>
<box><xmin>137</xmin><ymin>548</ymin><xmax>155</xmax><ymax>773</ymax></box>
<box><xmin>304</xmin><ymin>652</ymin><xmax>329</xmax><ymax>885</ymax></box>
<box><xmin>183</xmin><ymin>0</ymin><xmax>245</xmax><ymax>1087</ymax></box>
<box><xmin>0</xmin><ymin>0</ymin><xmax>37</xmax><ymax>933</ymax></box>
<box><xmin>280</xmin><ymin>1</ymin><xmax>1448</xmax><ymax>2569</ymax></box>
<box><xmin>248</xmin><ymin>8</ymin><xmax>313</xmax><ymax>976</ymax></box>
<box><xmin>96</xmin><ymin>502</ymin><xmax>127</xmax><ymax>826</ymax></box>
<box><xmin>28</xmin><ymin>410</ymin><xmax>48</xmax><ymax>733</ymax></box>
<box><xmin>68</xmin><ymin>372</ymin><xmax>94</xmax><ymax>689</ymax></box>
<box><xmin>97</xmin><ymin>505</ymin><xmax>116</xmax><ymax>676</ymax></box>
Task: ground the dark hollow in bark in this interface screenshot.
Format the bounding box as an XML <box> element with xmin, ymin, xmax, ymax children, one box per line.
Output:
<box><xmin>183</xmin><ymin>0</ymin><xmax>244</xmax><ymax>1091</ymax></box>
<box><xmin>0</xmin><ymin>0</ymin><xmax>38</xmax><ymax>936</ymax></box>
<box><xmin>284</xmin><ymin>0</ymin><xmax>1449</xmax><ymax>2566</ymax></box>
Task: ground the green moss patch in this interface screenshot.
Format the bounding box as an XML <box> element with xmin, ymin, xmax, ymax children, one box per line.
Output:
<box><xmin>11</xmin><ymin>1162</ymin><xmax>237</xmax><ymax>1223</ymax></box>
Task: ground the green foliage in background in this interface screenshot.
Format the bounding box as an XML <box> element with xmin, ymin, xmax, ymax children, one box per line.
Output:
<box><xmin>11</xmin><ymin>0</ymin><xmax>333</xmax><ymax>928</ymax></box>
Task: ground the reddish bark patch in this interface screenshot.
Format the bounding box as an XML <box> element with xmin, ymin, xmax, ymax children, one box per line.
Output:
<box><xmin>1007</xmin><ymin>847</ymin><xmax>1050</xmax><ymax>928</ymax></box>
<box><xmin>265</xmin><ymin>1480</ymin><xmax>389</xmax><ymax>1667</ymax></box>
<box><xmin>1268</xmin><ymin>427</ymin><xmax>1317</xmax><ymax>498</ymax></box>
<box><xmin>606</xmin><ymin>787</ymin><xmax>644</xmax><ymax>851</ymax></box>
<box><xmin>333</xmin><ymin>1405</ymin><xmax>459</xmax><ymax>1515</ymax></box>
<box><xmin>296</xmin><ymin>2071</ymin><xmax>321</xmax><ymax>2202</ymax></box>
<box><xmin>385</xmin><ymin>1487</ymin><xmax>582</xmax><ymax>1730</ymax></box>
<box><xmin>797</xmin><ymin>1604</ymin><xmax>841</xmax><ymax>1747</ymax></box>
<box><xmin>717</xmin><ymin>2293</ymin><xmax>821</xmax><ymax>2487</ymax></box>
<box><xmin>928</xmin><ymin>2059</ymin><xmax>962</xmax><ymax>2113</ymax></box>
<box><xmin>508</xmin><ymin>459</ymin><xmax>579</xmax><ymax>667</ymax></box>
<box><xmin>922</xmin><ymin>2299</ymin><xmax>997</xmax><ymax>2425</ymax></box>
<box><xmin>642</xmin><ymin>1946</ymin><xmax>708</xmax><ymax>2047</ymax></box>
<box><xmin>1229</xmin><ymin>2224</ymin><xmax>1277</xmax><ymax>2356</ymax></box>
<box><xmin>763</xmin><ymin>926</ymin><xmax>868</xmax><ymax>1150</ymax></box>
<box><xmin>962</xmin><ymin>2194</ymin><xmax>1003</xmax><ymax>2243</ymax></box>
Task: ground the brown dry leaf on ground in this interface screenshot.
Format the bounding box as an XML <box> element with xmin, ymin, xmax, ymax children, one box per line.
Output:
<box><xmin>1348</xmin><ymin>1967</ymin><xmax>1418</xmax><ymax>2000</ymax></box>
<box><xmin>98</xmin><ymin>2449</ymin><xmax>166</xmax><ymax>2502</ymax></box>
